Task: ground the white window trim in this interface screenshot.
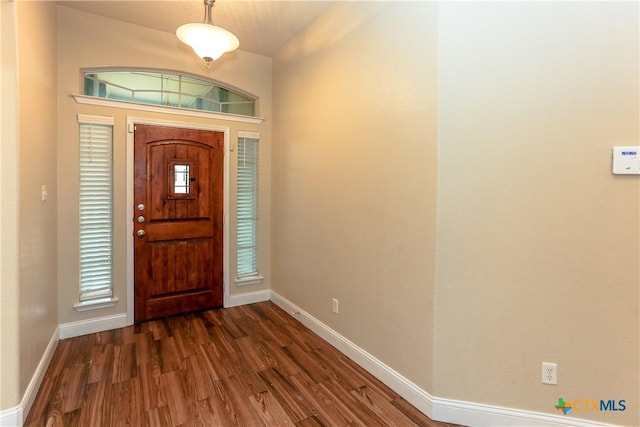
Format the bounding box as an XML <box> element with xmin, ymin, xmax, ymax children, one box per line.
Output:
<box><xmin>237</xmin><ymin>130</ymin><xmax>260</xmax><ymax>139</ymax></box>
<box><xmin>73</xmin><ymin>297</ymin><xmax>119</xmax><ymax>312</ymax></box>
<box><xmin>77</xmin><ymin>113</ymin><xmax>114</xmax><ymax>126</ymax></box>
<box><xmin>73</xmin><ymin>95</ymin><xmax>264</xmax><ymax>124</ymax></box>
<box><xmin>75</xmin><ymin>114</ymin><xmax>119</xmax><ymax>312</ymax></box>
<box><xmin>234</xmin><ymin>276</ymin><xmax>264</xmax><ymax>286</ymax></box>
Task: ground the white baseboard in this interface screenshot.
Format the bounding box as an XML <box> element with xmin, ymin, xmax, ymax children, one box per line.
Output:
<box><xmin>327</xmin><ymin>313</ymin><xmax>435</xmax><ymax>417</ymax></box>
<box><xmin>0</xmin><ymin>327</ymin><xmax>59</xmax><ymax>427</ymax></box>
<box><xmin>269</xmin><ymin>290</ymin><xmax>434</xmax><ymax>418</ymax></box>
<box><xmin>0</xmin><ymin>406</ymin><xmax>21</xmax><ymax>427</ymax></box>
<box><xmin>20</xmin><ymin>327</ymin><xmax>59</xmax><ymax>422</ymax></box>
<box><xmin>269</xmin><ymin>290</ymin><xmax>616</xmax><ymax>427</ymax></box>
<box><xmin>225</xmin><ymin>289</ymin><xmax>270</xmax><ymax>308</ymax></box>
<box><xmin>0</xmin><ymin>406</ymin><xmax>20</xmax><ymax>427</ymax></box>
<box><xmin>58</xmin><ymin>313</ymin><xmax>128</xmax><ymax>339</ymax></box>
<box><xmin>432</xmin><ymin>396</ymin><xmax>615</xmax><ymax>427</ymax></box>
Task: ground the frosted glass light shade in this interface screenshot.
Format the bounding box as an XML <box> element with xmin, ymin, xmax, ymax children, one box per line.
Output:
<box><xmin>176</xmin><ymin>23</ymin><xmax>239</xmax><ymax>62</ymax></box>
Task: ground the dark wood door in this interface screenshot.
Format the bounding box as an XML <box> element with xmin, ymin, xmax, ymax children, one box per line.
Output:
<box><xmin>134</xmin><ymin>124</ymin><xmax>224</xmax><ymax>322</ymax></box>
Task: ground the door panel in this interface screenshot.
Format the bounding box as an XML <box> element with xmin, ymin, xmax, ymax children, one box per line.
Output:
<box><xmin>134</xmin><ymin>124</ymin><xmax>224</xmax><ymax>322</ymax></box>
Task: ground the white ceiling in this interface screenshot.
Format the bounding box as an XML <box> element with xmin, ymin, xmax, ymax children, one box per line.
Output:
<box><xmin>57</xmin><ymin>0</ymin><xmax>337</xmax><ymax>57</ymax></box>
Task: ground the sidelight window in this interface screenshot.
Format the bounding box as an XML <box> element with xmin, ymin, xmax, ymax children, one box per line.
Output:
<box><xmin>78</xmin><ymin>115</ymin><xmax>114</xmax><ymax>305</ymax></box>
<box><xmin>236</xmin><ymin>132</ymin><xmax>261</xmax><ymax>283</ymax></box>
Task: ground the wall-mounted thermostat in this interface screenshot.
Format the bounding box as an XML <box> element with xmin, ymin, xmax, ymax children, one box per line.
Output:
<box><xmin>612</xmin><ymin>146</ymin><xmax>640</xmax><ymax>175</ymax></box>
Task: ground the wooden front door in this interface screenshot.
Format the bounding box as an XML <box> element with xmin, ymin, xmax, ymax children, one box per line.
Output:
<box><xmin>134</xmin><ymin>124</ymin><xmax>224</xmax><ymax>322</ymax></box>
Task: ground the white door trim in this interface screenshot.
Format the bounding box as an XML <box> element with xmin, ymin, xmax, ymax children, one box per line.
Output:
<box><xmin>125</xmin><ymin>116</ymin><xmax>230</xmax><ymax>325</ymax></box>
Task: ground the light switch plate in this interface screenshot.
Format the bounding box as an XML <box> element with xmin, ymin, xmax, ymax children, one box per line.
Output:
<box><xmin>612</xmin><ymin>146</ymin><xmax>640</xmax><ymax>174</ymax></box>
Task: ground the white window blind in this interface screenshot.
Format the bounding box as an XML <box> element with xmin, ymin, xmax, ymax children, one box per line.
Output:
<box><xmin>78</xmin><ymin>117</ymin><xmax>114</xmax><ymax>302</ymax></box>
<box><xmin>237</xmin><ymin>135</ymin><xmax>259</xmax><ymax>279</ymax></box>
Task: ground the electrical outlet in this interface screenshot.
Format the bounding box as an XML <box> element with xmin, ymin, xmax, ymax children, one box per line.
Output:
<box><xmin>332</xmin><ymin>298</ymin><xmax>339</xmax><ymax>314</ymax></box>
<box><xmin>542</xmin><ymin>362</ymin><xmax>557</xmax><ymax>385</ymax></box>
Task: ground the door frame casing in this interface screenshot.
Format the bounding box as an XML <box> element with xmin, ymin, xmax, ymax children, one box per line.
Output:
<box><xmin>125</xmin><ymin>116</ymin><xmax>230</xmax><ymax>325</ymax></box>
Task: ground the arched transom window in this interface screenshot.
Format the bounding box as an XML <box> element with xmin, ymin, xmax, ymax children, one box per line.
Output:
<box><xmin>83</xmin><ymin>70</ymin><xmax>256</xmax><ymax>117</ymax></box>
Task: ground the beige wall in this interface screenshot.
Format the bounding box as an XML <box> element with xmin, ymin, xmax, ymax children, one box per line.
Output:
<box><xmin>274</xmin><ymin>1</ymin><xmax>638</xmax><ymax>424</ymax></box>
<box><xmin>57</xmin><ymin>6</ymin><xmax>272</xmax><ymax>325</ymax></box>
<box><xmin>273</xmin><ymin>1</ymin><xmax>439</xmax><ymax>390</ymax></box>
<box><xmin>1</xmin><ymin>1</ymin><xmax>59</xmax><ymax>412</ymax></box>
<box><xmin>434</xmin><ymin>2</ymin><xmax>639</xmax><ymax>424</ymax></box>
<box><xmin>17</xmin><ymin>0</ymin><xmax>59</xmax><ymax>404</ymax></box>
<box><xmin>0</xmin><ymin>1</ymin><xmax>21</xmax><ymax>411</ymax></box>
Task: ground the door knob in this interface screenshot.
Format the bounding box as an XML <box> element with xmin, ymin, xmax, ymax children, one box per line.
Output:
<box><xmin>137</xmin><ymin>203</ymin><xmax>145</xmax><ymax>211</ymax></box>
<box><xmin>137</xmin><ymin>216</ymin><xmax>145</xmax><ymax>224</ymax></box>
<box><xmin>136</xmin><ymin>229</ymin><xmax>146</xmax><ymax>237</ymax></box>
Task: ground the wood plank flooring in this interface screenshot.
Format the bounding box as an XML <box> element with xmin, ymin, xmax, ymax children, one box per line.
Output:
<box><xmin>25</xmin><ymin>301</ymin><xmax>460</xmax><ymax>427</ymax></box>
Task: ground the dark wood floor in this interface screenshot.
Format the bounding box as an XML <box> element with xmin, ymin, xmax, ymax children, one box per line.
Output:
<box><xmin>26</xmin><ymin>301</ymin><xmax>459</xmax><ymax>426</ymax></box>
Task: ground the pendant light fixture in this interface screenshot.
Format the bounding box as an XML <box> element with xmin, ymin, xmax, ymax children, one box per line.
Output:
<box><xmin>176</xmin><ymin>0</ymin><xmax>239</xmax><ymax>67</ymax></box>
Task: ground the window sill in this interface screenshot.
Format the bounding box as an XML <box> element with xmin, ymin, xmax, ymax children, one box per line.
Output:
<box><xmin>234</xmin><ymin>276</ymin><xmax>264</xmax><ymax>286</ymax></box>
<box><xmin>73</xmin><ymin>297</ymin><xmax>119</xmax><ymax>312</ymax></box>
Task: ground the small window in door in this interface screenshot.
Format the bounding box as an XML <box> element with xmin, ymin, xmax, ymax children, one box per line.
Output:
<box><xmin>167</xmin><ymin>159</ymin><xmax>195</xmax><ymax>199</ymax></box>
<box><xmin>174</xmin><ymin>164</ymin><xmax>190</xmax><ymax>194</ymax></box>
